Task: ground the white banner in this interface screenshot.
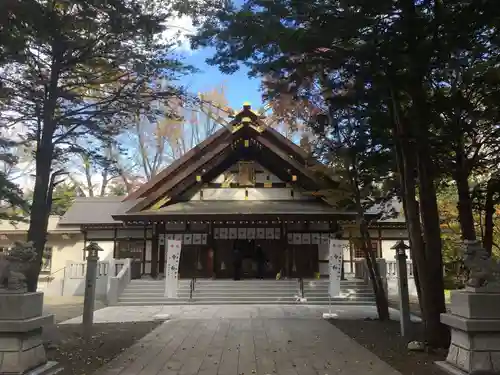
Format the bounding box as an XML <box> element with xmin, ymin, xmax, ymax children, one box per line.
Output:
<box><xmin>164</xmin><ymin>240</ymin><xmax>182</xmax><ymax>298</ymax></box>
<box><xmin>328</xmin><ymin>240</ymin><xmax>348</xmax><ymax>297</ymax></box>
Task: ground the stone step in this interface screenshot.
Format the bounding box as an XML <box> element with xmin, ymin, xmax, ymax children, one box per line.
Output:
<box><xmin>121</xmin><ymin>292</ymin><xmax>298</xmax><ymax>298</ymax></box>
<box><xmin>116</xmin><ymin>278</ymin><xmax>375</xmax><ymax>306</ymax></box>
<box><xmin>115</xmin><ymin>299</ymin><xmax>376</xmax><ymax>306</ymax></box>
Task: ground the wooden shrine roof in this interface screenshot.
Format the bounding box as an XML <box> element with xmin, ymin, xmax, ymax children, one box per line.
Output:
<box><xmin>113</xmin><ymin>200</ymin><xmax>358</xmax><ymax>221</ymax></box>
<box><xmin>121</xmin><ymin>104</ymin><xmax>337</xmax><ymax>213</ymax></box>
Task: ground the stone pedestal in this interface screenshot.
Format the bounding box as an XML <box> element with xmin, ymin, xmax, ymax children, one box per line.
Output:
<box><xmin>436</xmin><ymin>288</ymin><xmax>500</xmax><ymax>375</ymax></box>
<box><xmin>0</xmin><ymin>292</ymin><xmax>61</xmax><ymax>374</ymax></box>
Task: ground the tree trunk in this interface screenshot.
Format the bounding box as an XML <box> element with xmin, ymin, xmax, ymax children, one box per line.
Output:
<box><xmin>393</xmin><ymin>124</ymin><xmax>424</xmax><ymax>312</ymax></box>
<box><xmin>26</xmin><ymin>147</ymin><xmax>53</xmax><ymax>292</ymax></box>
<box><xmin>482</xmin><ymin>179</ymin><xmax>495</xmax><ymax>255</ymax></box>
<box><xmin>454</xmin><ymin>167</ymin><xmax>476</xmax><ymax>241</ymax></box>
<box><xmin>26</xmin><ymin>49</ymin><xmax>61</xmax><ymax>292</ymax></box>
<box><xmin>389</xmin><ymin>88</ymin><xmax>448</xmax><ymax>347</ymax></box>
<box><xmin>351</xmin><ymin>162</ymin><xmax>389</xmax><ymax>321</ymax></box>
<box><xmin>416</xmin><ymin>157</ymin><xmax>449</xmax><ymax>348</ymax></box>
<box><xmin>361</xmin><ymin>223</ymin><xmax>390</xmax><ymax>321</ymax></box>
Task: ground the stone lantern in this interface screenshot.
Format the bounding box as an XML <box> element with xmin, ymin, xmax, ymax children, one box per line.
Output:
<box><xmin>390</xmin><ymin>240</ymin><xmax>411</xmax><ymax>338</ymax></box>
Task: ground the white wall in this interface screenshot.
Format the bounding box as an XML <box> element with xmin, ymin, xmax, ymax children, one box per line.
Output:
<box><xmin>387</xmin><ymin>278</ymin><xmax>418</xmax><ymax>299</ymax></box>
<box><xmin>381</xmin><ymin>239</ymin><xmax>410</xmax><ymax>260</ymax></box>
<box><xmin>190</xmin><ymin>188</ymin><xmax>311</xmax><ymax>201</ymax></box>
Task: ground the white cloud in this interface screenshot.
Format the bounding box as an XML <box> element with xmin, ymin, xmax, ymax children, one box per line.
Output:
<box><xmin>162</xmin><ymin>14</ymin><xmax>197</xmax><ymax>53</ymax></box>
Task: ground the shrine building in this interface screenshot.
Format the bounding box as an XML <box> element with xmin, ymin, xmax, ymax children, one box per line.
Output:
<box><xmin>57</xmin><ymin>104</ymin><xmax>407</xmax><ymax>281</ymax></box>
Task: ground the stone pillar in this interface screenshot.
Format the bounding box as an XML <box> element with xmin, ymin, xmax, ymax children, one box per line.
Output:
<box><xmin>0</xmin><ymin>292</ymin><xmax>60</xmax><ymax>374</ymax></box>
<box><xmin>82</xmin><ymin>242</ymin><xmax>103</xmax><ymax>342</ymax></box>
<box><xmin>436</xmin><ymin>287</ymin><xmax>500</xmax><ymax>374</ymax></box>
<box><xmin>391</xmin><ymin>240</ymin><xmax>411</xmax><ymax>338</ymax></box>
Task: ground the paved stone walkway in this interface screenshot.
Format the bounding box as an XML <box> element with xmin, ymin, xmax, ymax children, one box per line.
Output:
<box><xmin>94</xmin><ymin>317</ymin><xmax>401</xmax><ymax>375</ymax></box>
<box><xmin>62</xmin><ymin>304</ymin><xmax>421</xmax><ymax>324</ymax></box>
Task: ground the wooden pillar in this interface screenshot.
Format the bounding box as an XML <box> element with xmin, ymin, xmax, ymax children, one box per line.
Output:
<box><xmin>142</xmin><ymin>226</ymin><xmax>147</xmax><ymax>275</ymax></box>
<box><xmin>278</xmin><ymin>221</ymin><xmax>286</xmax><ymax>278</ymax></box>
<box><xmin>112</xmin><ymin>228</ymin><xmax>118</xmax><ymax>258</ymax></box>
<box><xmin>151</xmin><ymin>223</ymin><xmax>159</xmax><ymax>278</ymax></box>
<box><xmin>282</xmin><ymin>222</ymin><xmax>289</xmax><ymax>278</ymax></box>
<box><xmin>82</xmin><ymin>229</ymin><xmax>88</xmax><ymax>261</ymax></box>
<box><xmin>377</xmin><ymin>226</ymin><xmax>383</xmax><ymax>258</ymax></box>
<box><xmin>208</xmin><ymin>221</ymin><xmax>216</xmax><ymax>278</ymax></box>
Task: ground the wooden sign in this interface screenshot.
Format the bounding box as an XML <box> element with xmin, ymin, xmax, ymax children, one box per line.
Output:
<box><xmin>213</xmin><ymin>228</ymin><xmax>220</xmax><ymax>239</ymax></box>
<box><xmin>238</xmin><ymin>228</ymin><xmax>247</xmax><ymax>239</ymax></box>
<box><xmin>266</xmin><ymin>228</ymin><xmax>274</xmax><ymax>240</ymax></box>
<box><xmin>312</xmin><ymin>233</ymin><xmax>320</xmax><ymax>244</ymax></box>
<box><xmin>219</xmin><ymin>228</ymin><xmax>228</xmax><ymax>239</ymax></box>
<box><xmin>302</xmin><ymin>233</ymin><xmax>311</xmax><ymax>244</ymax></box>
<box><xmin>229</xmin><ymin>228</ymin><xmax>237</xmax><ymax>239</ymax></box>
<box><xmin>247</xmin><ymin>228</ymin><xmax>256</xmax><ymax>239</ymax></box>
<box><xmin>257</xmin><ymin>228</ymin><xmax>265</xmax><ymax>239</ymax></box>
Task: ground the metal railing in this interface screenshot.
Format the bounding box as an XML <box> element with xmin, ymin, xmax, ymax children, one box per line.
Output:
<box><xmin>189</xmin><ymin>277</ymin><xmax>196</xmax><ymax>300</ymax></box>
<box><xmin>298</xmin><ymin>277</ymin><xmax>304</xmax><ymax>298</ymax></box>
<box><xmin>42</xmin><ymin>266</ymin><xmax>66</xmax><ymax>284</ymax></box>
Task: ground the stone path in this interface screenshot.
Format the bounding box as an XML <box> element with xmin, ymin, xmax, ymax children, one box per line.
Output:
<box><xmin>62</xmin><ymin>304</ymin><xmax>421</xmax><ymax>324</ymax></box>
<box><xmin>93</xmin><ymin>317</ymin><xmax>402</xmax><ymax>375</ymax></box>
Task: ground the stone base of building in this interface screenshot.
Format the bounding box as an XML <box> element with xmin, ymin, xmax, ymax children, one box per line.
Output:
<box><xmin>0</xmin><ymin>292</ymin><xmax>61</xmax><ymax>374</ymax></box>
<box><xmin>438</xmin><ymin>289</ymin><xmax>500</xmax><ymax>375</ymax></box>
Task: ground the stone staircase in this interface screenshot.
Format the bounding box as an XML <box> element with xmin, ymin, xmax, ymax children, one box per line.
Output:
<box><xmin>302</xmin><ymin>279</ymin><xmax>375</xmax><ymax>305</ymax></box>
<box><xmin>116</xmin><ymin>278</ymin><xmax>376</xmax><ymax>306</ymax></box>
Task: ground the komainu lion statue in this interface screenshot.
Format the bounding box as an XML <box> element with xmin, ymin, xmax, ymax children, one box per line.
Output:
<box><xmin>0</xmin><ymin>254</ymin><xmax>27</xmax><ymax>291</ymax></box>
<box><xmin>463</xmin><ymin>240</ymin><xmax>500</xmax><ymax>289</ymax></box>
<box><xmin>0</xmin><ymin>241</ymin><xmax>37</xmax><ymax>293</ymax></box>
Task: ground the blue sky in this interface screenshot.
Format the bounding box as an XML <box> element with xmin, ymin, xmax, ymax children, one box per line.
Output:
<box><xmin>179</xmin><ymin>47</ymin><xmax>264</xmax><ymax>110</ymax></box>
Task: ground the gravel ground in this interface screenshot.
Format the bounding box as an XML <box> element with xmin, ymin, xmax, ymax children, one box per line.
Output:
<box><xmin>43</xmin><ymin>321</ymin><xmax>162</xmax><ymax>375</ymax></box>
<box><xmin>329</xmin><ymin>319</ymin><xmax>448</xmax><ymax>375</ymax></box>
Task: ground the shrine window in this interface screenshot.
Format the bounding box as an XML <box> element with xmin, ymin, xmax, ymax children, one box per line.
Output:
<box><xmin>41</xmin><ymin>247</ymin><xmax>53</xmax><ymax>272</ymax></box>
<box><xmin>116</xmin><ymin>240</ymin><xmax>144</xmax><ymax>262</ymax></box>
<box><xmin>352</xmin><ymin>240</ymin><xmax>380</xmax><ymax>259</ymax></box>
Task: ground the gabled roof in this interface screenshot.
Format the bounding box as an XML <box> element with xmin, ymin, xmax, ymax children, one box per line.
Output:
<box><xmin>0</xmin><ymin>216</ymin><xmax>81</xmax><ymax>233</ymax></box>
<box><xmin>59</xmin><ymin>197</ymin><xmax>139</xmax><ymax>225</ymax></box>
<box><xmin>123</xmin><ymin>127</ymin><xmax>230</xmax><ymax>202</ymax></box>
<box><xmin>122</xmin><ymin>105</ymin><xmax>338</xmax><ymax>213</ymax></box>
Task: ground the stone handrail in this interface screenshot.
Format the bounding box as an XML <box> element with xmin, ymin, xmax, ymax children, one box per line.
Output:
<box><xmin>107</xmin><ymin>258</ymin><xmax>132</xmax><ymax>305</ymax></box>
<box><xmin>386</xmin><ymin>260</ymin><xmax>414</xmax><ymax>279</ymax></box>
<box><xmin>66</xmin><ymin>260</ymin><xmax>109</xmax><ymax>279</ymax></box>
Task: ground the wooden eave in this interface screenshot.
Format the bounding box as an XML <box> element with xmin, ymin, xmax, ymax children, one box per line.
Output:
<box><xmin>127</xmin><ymin>126</ymin><xmax>331</xmax><ymax>212</ymax></box>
